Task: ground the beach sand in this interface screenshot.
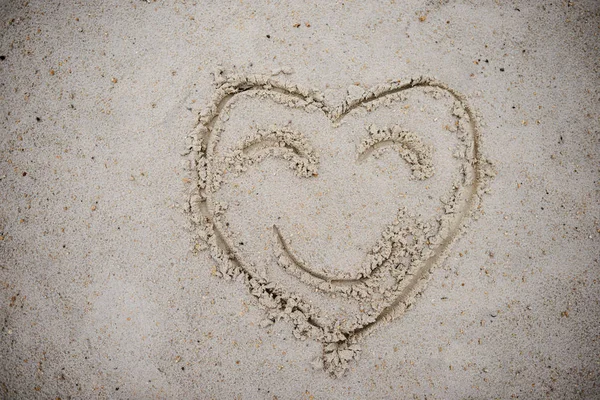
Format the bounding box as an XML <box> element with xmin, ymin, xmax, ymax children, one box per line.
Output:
<box><xmin>1</xmin><ymin>1</ymin><xmax>598</xmax><ymax>398</ymax></box>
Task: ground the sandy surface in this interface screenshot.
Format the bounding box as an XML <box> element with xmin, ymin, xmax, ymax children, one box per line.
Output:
<box><xmin>1</xmin><ymin>0</ymin><xmax>599</xmax><ymax>398</ymax></box>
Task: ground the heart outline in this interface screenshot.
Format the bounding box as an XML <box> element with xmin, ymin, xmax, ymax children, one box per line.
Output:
<box><xmin>187</xmin><ymin>73</ymin><xmax>491</xmax><ymax>376</ymax></box>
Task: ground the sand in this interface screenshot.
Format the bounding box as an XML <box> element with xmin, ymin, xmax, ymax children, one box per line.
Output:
<box><xmin>1</xmin><ymin>0</ymin><xmax>599</xmax><ymax>398</ymax></box>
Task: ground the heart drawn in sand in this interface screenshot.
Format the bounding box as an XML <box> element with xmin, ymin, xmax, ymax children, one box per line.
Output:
<box><xmin>186</xmin><ymin>73</ymin><xmax>492</xmax><ymax>376</ymax></box>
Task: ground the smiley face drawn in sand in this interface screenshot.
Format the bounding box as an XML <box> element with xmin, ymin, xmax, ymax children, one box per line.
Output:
<box><xmin>186</xmin><ymin>73</ymin><xmax>493</xmax><ymax>376</ymax></box>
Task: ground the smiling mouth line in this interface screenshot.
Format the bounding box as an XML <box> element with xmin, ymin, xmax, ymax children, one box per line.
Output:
<box><xmin>273</xmin><ymin>224</ymin><xmax>365</xmax><ymax>284</ymax></box>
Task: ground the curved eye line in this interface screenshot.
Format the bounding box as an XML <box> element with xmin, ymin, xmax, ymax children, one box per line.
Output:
<box><xmin>357</xmin><ymin>125</ymin><xmax>434</xmax><ymax>180</ymax></box>
<box><xmin>220</xmin><ymin>128</ymin><xmax>319</xmax><ymax>180</ymax></box>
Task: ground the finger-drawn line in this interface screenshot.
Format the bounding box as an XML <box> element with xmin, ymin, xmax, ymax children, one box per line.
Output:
<box><xmin>186</xmin><ymin>72</ymin><xmax>494</xmax><ymax>377</ymax></box>
<box><xmin>356</xmin><ymin>126</ymin><xmax>434</xmax><ymax>180</ymax></box>
<box><xmin>273</xmin><ymin>224</ymin><xmax>362</xmax><ymax>284</ymax></box>
<box><xmin>213</xmin><ymin>128</ymin><xmax>319</xmax><ymax>185</ymax></box>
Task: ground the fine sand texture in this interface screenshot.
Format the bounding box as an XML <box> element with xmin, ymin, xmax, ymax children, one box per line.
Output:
<box><xmin>1</xmin><ymin>1</ymin><xmax>599</xmax><ymax>398</ymax></box>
